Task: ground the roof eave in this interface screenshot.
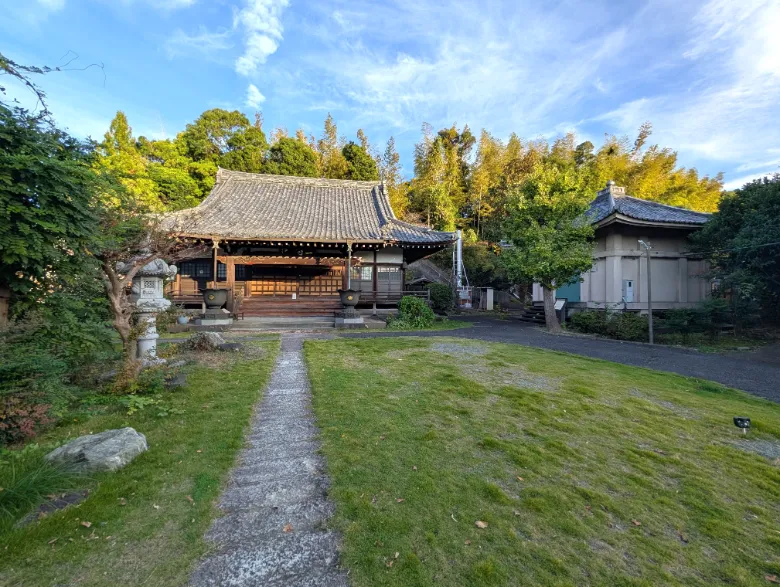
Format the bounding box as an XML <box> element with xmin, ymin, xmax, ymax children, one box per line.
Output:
<box><xmin>593</xmin><ymin>213</ymin><xmax>707</xmax><ymax>230</ymax></box>
<box><xmin>169</xmin><ymin>232</ymin><xmax>456</xmax><ymax>245</ymax></box>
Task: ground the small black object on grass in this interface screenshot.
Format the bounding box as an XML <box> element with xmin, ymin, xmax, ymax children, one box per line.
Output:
<box><xmin>733</xmin><ymin>417</ymin><xmax>751</xmax><ymax>435</ymax></box>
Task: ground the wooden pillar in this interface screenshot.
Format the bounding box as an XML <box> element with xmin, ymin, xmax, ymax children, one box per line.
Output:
<box><xmin>226</xmin><ymin>256</ymin><xmax>235</xmax><ymax>291</ymax></box>
<box><xmin>211</xmin><ymin>238</ymin><xmax>219</xmax><ymax>288</ymax></box>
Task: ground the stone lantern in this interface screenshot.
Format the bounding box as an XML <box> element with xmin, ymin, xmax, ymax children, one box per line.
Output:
<box><xmin>120</xmin><ymin>258</ymin><xmax>178</xmax><ymax>363</ymax></box>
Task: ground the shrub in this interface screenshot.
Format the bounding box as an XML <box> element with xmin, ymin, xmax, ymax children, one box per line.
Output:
<box><xmin>569</xmin><ymin>310</ymin><xmax>609</xmax><ymax>336</ymax></box>
<box><xmin>607</xmin><ymin>312</ymin><xmax>648</xmax><ymax>341</ymax></box>
<box><xmin>427</xmin><ymin>283</ymin><xmax>454</xmax><ymax>314</ymax></box>
<box><xmin>569</xmin><ymin>309</ymin><xmax>648</xmax><ymax>341</ymax></box>
<box><xmin>389</xmin><ymin>296</ymin><xmax>435</xmax><ymax>329</ymax></box>
<box><xmin>0</xmin><ymin>292</ymin><xmax>116</xmax><ymax>445</ymax></box>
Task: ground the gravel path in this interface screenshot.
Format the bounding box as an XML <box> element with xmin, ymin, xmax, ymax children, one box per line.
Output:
<box><xmin>342</xmin><ymin>316</ymin><xmax>780</xmax><ymax>403</ymax></box>
<box><xmin>191</xmin><ymin>334</ymin><xmax>348</xmax><ymax>587</ymax></box>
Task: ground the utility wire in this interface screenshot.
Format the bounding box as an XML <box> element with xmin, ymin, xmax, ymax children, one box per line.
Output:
<box><xmin>683</xmin><ymin>241</ymin><xmax>780</xmax><ymax>257</ymax></box>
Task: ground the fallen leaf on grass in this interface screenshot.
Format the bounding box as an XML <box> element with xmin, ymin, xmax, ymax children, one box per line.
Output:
<box><xmin>475</xmin><ymin>521</ymin><xmax>488</xmax><ymax>529</ymax></box>
<box><xmin>765</xmin><ymin>575</ymin><xmax>779</xmax><ymax>584</ymax></box>
<box><xmin>412</xmin><ymin>466</ymin><xmax>417</xmax><ymax>471</ymax></box>
<box><xmin>585</xmin><ymin>505</ymin><xmax>592</xmax><ymax>512</ymax></box>
<box><xmin>283</xmin><ymin>524</ymin><xmax>293</xmax><ymax>533</ymax></box>
<box><xmin>185</xmin><ymin>495</ymin><xmax>195</xmax><ymax>505</ymax></box>
<box><xmin>385</xmin><ymin>560</ymin><xmax>394</xmax><ymax>568</ymax></box>
<box><xmin>516</xmin><ymin>476</ymin><xmax>524</xmax><ymax>481</ymax></box>
<box><xmin>513</xmin><ymin>510</ymin><xmax>521</xmax><ymax>516</ymax></box>
<box><xmin>464</xmin><ymin>539</ymin><xmax>471</xmax><ymax>545</ymax></box>
<box><xmin>395</xmin><ymin>498</ymin><xmax>405</xmax><ymax>503</ymax></box>
<box><xmin>80</xmin><ymin>521</ymin><xmax>92</xmax><ymax>528</ymax></box>
<box><xmin>196</xmin><ymin>449</ymin><xmax>202</xmax><ymax>453</ymax></box>
<box><xmin>153</xmin><ymin>504</ymin><xmax>160</xmax><ymax>510</ymax></box>
<box><xmin>631</xmin><ymin>519</ymin><xmax>641</xmax><ymax>526</ymax></box>
<box><xmin>394</xmin><ymin>552</ymin><xmax>399</xmax><ymax>559</ymax></box>
<box><xmin>118</xmin><ymin>498</ymin><xmax>127</xmax><ymax>506</ymax></box>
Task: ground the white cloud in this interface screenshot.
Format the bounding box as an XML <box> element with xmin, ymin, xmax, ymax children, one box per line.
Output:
<box><xmin>723</xmin><ymin>171</ymin><xmax>779</xmax><ymax>191</ymax></box>
<box><xmin>591</xmin><ymin>0</ymin><xmax>780</xmax><ymax>174</ymax></box>
<box><xmin>245</xmin><ymin>83</ymin><xmax>265</xmax><ymax>108</ymax></box>
<box><xmin>37</xmin><ymin>0</ymin><xmax>65</xmax><ymax>10</ymax></box>
<box><xmin>116</xmin><ymin>0</ymin><xmax>196</xmax><ymax>10</ymax></box>
<box><xmin>164</xmin><ymin>27</ymin><xmax>234</xmax><ymax>58</ymax></box>
<box><xmin>233</xmin><ymin>0</ymin><xmax>289</xmax><ymax>76</ymax></box>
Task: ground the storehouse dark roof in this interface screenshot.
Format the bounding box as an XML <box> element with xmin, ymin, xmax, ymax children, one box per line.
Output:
<box><xmin>588</xmin><ymin>181</ymin><xmax>711</xmax><ymax>227</ymax></box>
<box><xmin>166</xmin><ymin>169</ymin><xmax>456</xmax><ymax>244</ymax></box>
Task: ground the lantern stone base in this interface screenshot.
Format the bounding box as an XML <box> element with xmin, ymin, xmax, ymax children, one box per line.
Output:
<box><xmin>335</xmin><ymin>314</ymin><xmax>365</xmax><ymax>329</ymax></box>
<box><xmin>196</xmin><ymin>309</ymin><xmax>233</xmax><ymax>326</ymax></box>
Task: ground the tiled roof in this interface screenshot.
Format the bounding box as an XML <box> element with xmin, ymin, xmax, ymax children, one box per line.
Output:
<box><xmin>166</xmin><ymin>169</ymin><xmax>456</xmax><ymax>244</ymax></box>
<box><xmin>588</xmin><ymin>182</ymin><xmax>711</xmax><ymax>226</ymax></box>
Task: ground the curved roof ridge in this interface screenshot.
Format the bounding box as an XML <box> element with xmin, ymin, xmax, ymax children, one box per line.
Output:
<box><xmin>216</xmin><ymin>167</ymin><xmax>381</xmax><ymax>190</ymax></box>
<box><xmin>164</xmin><ymin>169</ymin><xmax>455</xmax><ymax>244</ymax></box>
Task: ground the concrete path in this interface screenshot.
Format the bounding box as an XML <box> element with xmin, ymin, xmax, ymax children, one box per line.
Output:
<box><xmin>191</xmin><ymin>334</ymin><xmax>348</xmax><ymax>587</ymax></box>
<box><xmin>342</xmin><ymin>316</ymin><xmax>780</xmax><ymax>403</ymax></box>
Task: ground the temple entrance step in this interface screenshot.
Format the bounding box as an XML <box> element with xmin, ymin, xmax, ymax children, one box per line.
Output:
<box><xmin>240</xmin><ymin>297</ymin><xmax>342</xmax><ymax>317</ymax></box>
<box><xmin>231</xmin><ymin>317</ymin><xmax>336</xmax><ymax>331</ymax></box>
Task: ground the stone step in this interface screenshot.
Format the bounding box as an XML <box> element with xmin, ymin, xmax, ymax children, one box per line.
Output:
<box><xmin>232</xmin><ymin>454</ymin><xmax>324</xmax><ymax>482</ymax></box>
<box><xmin>191</xmin><ymin>531</ymin><xmax>344</xmax><ymax>586</ymax></box>
<box><xmin>206</xmin><ymin>500</ymin><xmax>336</xmax><ymax>547</ymax></box>
<box><xmin>218</xmin><ymin>476</ymin><xmax>327</xmax><ymax>511</ymax></box>
<box><xmin>238</xmin><ymin>440</ymin><xmax>321</xmax><ymax>466</ymax></box>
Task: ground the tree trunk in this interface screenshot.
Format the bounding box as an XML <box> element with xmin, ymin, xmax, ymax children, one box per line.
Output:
<box><xmin>102</xmin><ymin>260</ymin><xmax>137</xmax><ymax>365</ymax></box>
<box><xmin>542</xmin><ymin>286</ymin><xmax>562</xmax><ymax>333</ymax></box>
<box><xmin>0</xmin><ymin>283</ymin><xmax>9</xmax><ymax>329</ymax></box>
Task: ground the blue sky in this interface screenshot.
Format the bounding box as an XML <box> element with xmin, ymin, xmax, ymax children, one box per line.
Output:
<box><xmin>3</xmin><ymin>0</ymin><xmax>779</xmax><ymax>189</ymax></box>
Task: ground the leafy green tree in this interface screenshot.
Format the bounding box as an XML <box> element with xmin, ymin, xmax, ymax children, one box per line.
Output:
<box><xmin>264</xmin><ymin>137</ymin><xmax>318</xmax><ymax>177</ymax></box>
<box><xmin>219</xmin><ymin>126</ymin><xmax>268</xmax><ymax>173</ymax></box>
<box><xmin>342</xmin><ymin>141</ymin><xmax>379</xmax><ymax>181</ymax></box>
<box><xmin>692</xmin><ymin>174</ymin><xmax>780</xmax><ymax>323</ymax></box>
<box><xmin>0</xmin><ymin>103</ymin><xmax>100</xmax><ymax>325</ymax></box>
<box><xmin>180</xmin><ymin>108</ymin><xmax>247</xmax><ymax>160</ymax></box>
<box><xmin>147</xmin><ymin>164</ymin><xmax>201</xmax><ymax>210</ymax></box>
<box><xmin>502</xmin><ymin>159</ymin><xmax>595</xmax><ymax>332</ymax></box>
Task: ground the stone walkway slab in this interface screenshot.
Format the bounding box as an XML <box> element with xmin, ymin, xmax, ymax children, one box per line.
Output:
<box><xmin>191</xmin><ymin>334</ymin><xmax>348</xmax><ymax>586</ymax></box>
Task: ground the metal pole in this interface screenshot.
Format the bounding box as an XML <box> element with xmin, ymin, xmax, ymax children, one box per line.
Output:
<box><xmin>640</xmin><ymin>240</ymin><xmax>654</xmax><ymax>344</ymax></box>
<box><xmin>456</xmin><ymin>230</ymin><xmax>463</xmax><ymax>289</ymax></box>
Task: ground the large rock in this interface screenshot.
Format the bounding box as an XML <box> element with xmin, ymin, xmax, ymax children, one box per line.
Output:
<box><xmin>183</xmin><ymin>331</ymin><xmax>226</xmax><ymax>351</ymax></box>
<box><xmin>45</xmin><ymin>427</ymin><xmax>148</xmax><ymax>473</ymax></box>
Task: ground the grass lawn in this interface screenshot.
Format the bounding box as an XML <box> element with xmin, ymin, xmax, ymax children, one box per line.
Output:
<box><xmin>305</xmin><ymin>337</ymin><xmax>780</xmax><ymax>587</ymax></box>
<box><xmin>0</xmin><ymin>339</ymin><xmax>278</xmax><ymax>587</ymax></box>
<box><xmin>385</xmin><ymin>319</ymin><xmax>473</xmax><ymax>332</ymax></box>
